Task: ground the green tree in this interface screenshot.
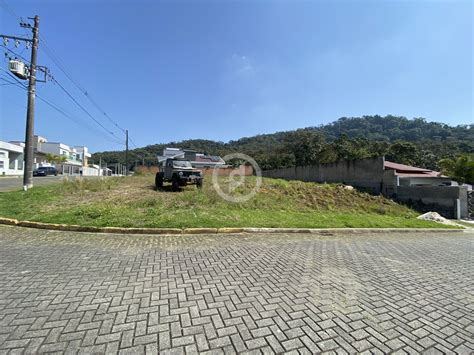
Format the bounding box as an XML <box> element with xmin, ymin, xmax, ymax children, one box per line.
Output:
<box><xmin>284</xmin><ymin>130</ymin><xmax>327</xmax><ymax>166</ymax></box>
<box><xmin>45</xmin><ymin>154</ymin><xmax>67</xmax><ymax>164</ymax></box>
<box><xmin>386</xmin><ymin>141</ymin><xmax>420</xmax><ymax>166</ymax></box>
<box><xmin>91</xmin><ymin>116</ymin><xmax>473</xmax><ymax>171</ymax></box>
<box><xmin>438</xmin><ymin>156</ymin><xmax>474</xmax><ymax>184</ymax></box>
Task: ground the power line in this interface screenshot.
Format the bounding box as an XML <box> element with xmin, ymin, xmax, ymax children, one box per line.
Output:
<box><xmin>128</xmin><ymin>136</ymin><xmax>139</xmax><ymax>149</ymax></box>
<box><xmin>1</xmin><ymin>69</ymin><xmax>124</xmax><ymax>145</ymax></box>
<box><xmin>39</xmin><ymin>34</ymin><xmax>127</xmax><ymax>134</ymax></box>
<box><xmin>50</xmin><ymin>76</ymin><xmax>121</xmax><ymax>139</ymax></box>
<box><xmin>0</xmin><ymin>0</ymin><xmax>32</xmax><ymax>39</ymax></box>
<box><xmin>38</xmin><ymin>35</ymin><xmax>138</xmax><ymax>167</ymax></box>
<box><xmin>0</xmin><ymin>0</ymin><xmax>20</xmax><ymax>20</ymax></box>
<box><xmin>0</xmin><ymin>65</ymin><xmax>27</xmax><ymax>87</ymax></box>
<box><xmin>0</xmin><ymin>76</ymin><xmax>19</xmax><ymax>86</ymax></box>
<box><xmin>1</xmin><ymin>44</ymin><xmax>31</xmax><ymax>64</ymax></box>
<box><xmin>1</xmin><ymin>2</ymin><xmax>133</xmax><ymax>153</ymax></box>
<box><xmin>0</xmin><ymin>17</ymin><xmax>124</xmax><ymax>145</ymax></box>
<box><xmin>37</xmin><ymin>94</ymin><xmax>124</xmax><ymax>145</ymax></box>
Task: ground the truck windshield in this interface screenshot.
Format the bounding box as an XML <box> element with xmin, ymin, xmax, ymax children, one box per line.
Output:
<box><xmin>173</xmin><ymin>160</ymin><xmax>192</xmax><ymax>168</ymax></box>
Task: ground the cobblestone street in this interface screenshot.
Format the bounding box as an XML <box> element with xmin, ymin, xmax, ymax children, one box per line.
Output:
<box><xmin>0</xmin><ymin>225</ymin><xmax>473</xmax><ymax>354</ymax></box>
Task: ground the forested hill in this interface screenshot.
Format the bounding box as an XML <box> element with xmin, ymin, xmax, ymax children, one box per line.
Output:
<box><xmin>318</xmin><ymin>116</ymin><xmax>472</xmax><ymax>141</ymax></box>
<box><xmin>92</xmin><ymin>115</ymin><xmax>473</xmax><ymax>171</ymax></box>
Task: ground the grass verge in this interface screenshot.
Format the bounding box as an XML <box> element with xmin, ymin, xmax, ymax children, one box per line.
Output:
<box><xmin>0</xmin><ymin>175</ymin><xmax>455</xmax><ymax>229</ymax></box>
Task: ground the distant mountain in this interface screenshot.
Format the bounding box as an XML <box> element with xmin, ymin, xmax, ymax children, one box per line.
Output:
<box><xmin>92</xmin><ymin>115</ymin><xmax>473</xmax><ymax>171</ymax></box>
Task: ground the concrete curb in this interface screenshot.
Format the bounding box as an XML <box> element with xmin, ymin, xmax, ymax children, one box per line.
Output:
<box><xmin>242</xmin><ymin>227</ymin><xmax>466</xmax><ymax>234</ymax></box>
<box><xmin>0</xmin><ymin>217</ymin><xmax>19</xmax><ymax>226</ymax></box>
<box><xmin>0</xmin><ymin>217</ymin><xmax>466</xmax><ymax>235</ymax></box>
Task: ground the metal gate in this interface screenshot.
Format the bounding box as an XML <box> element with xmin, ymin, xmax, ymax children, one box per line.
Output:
<box><xmin>468</xmin><ymin>191</ymin><xmax>474</xmax><ymax>220</ymax></box>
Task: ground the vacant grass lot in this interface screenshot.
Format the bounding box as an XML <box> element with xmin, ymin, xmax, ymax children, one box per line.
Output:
<box><xmin>0</xmin><ymin>175</ymin><xmax>451</xmax><ymax>228</ymax></box>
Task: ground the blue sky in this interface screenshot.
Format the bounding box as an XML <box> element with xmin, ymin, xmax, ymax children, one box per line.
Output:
<box><xmin>0</xmin><ymin>0</ymin><xmax>472</xmax><ymax>152</ymax></box>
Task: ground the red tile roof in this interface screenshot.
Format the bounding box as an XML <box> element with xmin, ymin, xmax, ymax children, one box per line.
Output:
<box><xmin>384</xmin><ymin>161</ymin><xmax>431</xmax><ymax>172</ymax></box>
<box><xmin>384</xmin><ymin>161</ymin><xmax>446</xmax><ymax>178</ymax></box>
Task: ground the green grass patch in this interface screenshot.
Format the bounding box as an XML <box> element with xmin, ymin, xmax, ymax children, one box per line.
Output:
<box><xmin>0</xmin><ymin>175</ymin><xmax>454</xmax><ymax>229</ymax></box>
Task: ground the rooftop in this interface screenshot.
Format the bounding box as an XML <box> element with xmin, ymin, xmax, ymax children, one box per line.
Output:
<box><xmin>0</xmin><ymin>140</ymin><xmax>24</xmax><ymax>153</ymax></box>
<box><xmin>384</xmin><ymin>160</ymin><xmax>446</xmax><ymax>178</ymax></box>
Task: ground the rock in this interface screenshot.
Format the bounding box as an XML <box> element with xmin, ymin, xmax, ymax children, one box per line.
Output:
<box><xmin>343</xmin><ymin>185</ymin><xmax>354</xmax><ymax>191</ymax></box>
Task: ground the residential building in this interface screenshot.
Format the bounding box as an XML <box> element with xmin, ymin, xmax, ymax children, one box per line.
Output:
<box><xmin>4</xmin><ymin>135</ymin><xmax>94</xmax><ymax>176</ymax></box>
<box><xmin>157</xmin><ymin>148</ymin><xmax>226</xmax><ymax>168</ymax></box>
<box><xmin>384</xmin><ymin>161</ymin><xmax>452</xmax><ymax>187</ymax></box>
<box><xmin>0</xmin><ymin>141</ymin><xmax>24</xmax><ymax>176</ymax></box>
<box><xmin>32</xmin><ymin>135</ymin><xmax>84</xmax><ymax>174</ymax></box>
<box><xmin>74</xmin><ymin>146</ymin><xmax>91</xmax><ymax>166</ymax></box>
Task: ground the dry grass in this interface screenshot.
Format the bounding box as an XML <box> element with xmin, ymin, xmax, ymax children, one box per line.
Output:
<box><xmin>0</xmin><ymin>175</ymin><xmax>451</xmax><ymax>228</ymax></box>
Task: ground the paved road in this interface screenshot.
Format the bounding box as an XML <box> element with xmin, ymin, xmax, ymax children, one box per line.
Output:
<box><xmin>0</xmin><ymin>176</ymin><xmax>64</xmax><ymax>192</ymax></box>
<box><xmin>0</xmin><ymin>226</ymin><xmax>472</xmax><ymax>354</ymax></box>
<box><xmin>0</xmin><ymin>176</ymin><xmax>102</xmax><ymax>192</ymax></box>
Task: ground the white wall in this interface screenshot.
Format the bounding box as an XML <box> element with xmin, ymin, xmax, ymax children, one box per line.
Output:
<box><xmin>81</xmin><ymin>166</ymin><xmax>100</xmax><ymax>176</ymax></box>
<box><xmin>0</xmin><ymin>141</ymin><xmax>24</xmax><ymax>175</ymax></box>
<box><xmin>0</xmin><ymin>149</ymin><xmax>9</xmax><ymax>175</ymax></box>
<box><xmin>39</xmin><ymin>142</ymin><xmax>61</xmax><ymax>155</ymax></box>
<box><xmin>399</xmin><ymin>177</ymin><xmax>452</xmax><ymax>186</ymax></box>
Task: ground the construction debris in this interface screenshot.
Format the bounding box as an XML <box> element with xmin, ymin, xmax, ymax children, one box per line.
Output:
<box><xmin>417</xmin><ymin>212</ymin><xmax>457</xmax><ymax>226</ymax></box>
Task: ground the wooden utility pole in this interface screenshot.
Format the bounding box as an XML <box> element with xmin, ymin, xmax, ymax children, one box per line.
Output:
<box><xmin>23</xmin><ymin>16</ymin><xmax>39</xmax><ymax>189</ymax></box>
<box><xmin>125</xmin><ymin>129</ymin><xmax>129</xmax><ymax>176</ymax></box>
<box><xmin>1</xmin><ymin>16</ymin><xmax>41</xmax><ymax>189</ymax></box>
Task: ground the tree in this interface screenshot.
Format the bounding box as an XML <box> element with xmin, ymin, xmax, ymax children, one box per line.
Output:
<box><xmin>386</xmin><ymin>141</ymin><xmax>420</xmax><ymax>166</ymax></box>
<box><xmin>91</xmin><ymin>115</ymin><xmax>473</xmax><ymax>171</ymax></box>
<box><xmin>438</xmin><ymin>156</ymin><xmax>474</xmax><ymax>184</ymax></box>
<box><xmin>284</xmin><ymin>130</ymin><xmax>327</xmax><ymax>166</ymax></box>
<box><xmin>45</xmin><ymin>154</ymin><xmax>67</xmax><ymax>164</ymax></box>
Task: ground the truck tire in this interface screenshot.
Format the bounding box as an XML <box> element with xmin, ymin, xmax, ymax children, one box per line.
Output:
<box><xmin>171</xmin><ymin>176</ymin><xmax>179</xmax><ymax>192</ymax></box>
<box><xmin>196</xmin><ymin>179</ymin><xmax>203</xmax><ymax>189</ymax></box>
<box><xmin>155</xmin><ymin>173</ymin><xmax>163</xmax><ymax>188</ymax></box>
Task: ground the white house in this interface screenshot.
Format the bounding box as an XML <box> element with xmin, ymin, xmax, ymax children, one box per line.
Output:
<box><xmin>5</xmin><ymin>135</ymin><xmax>95</xmax><ymax>176</ymax></box>
<box><xmin>32</xmin><ymin>136</ymin><xmax>87</xmax><ymax>174</ymax></box>
<box><xmin>74</xmin><ymin>146</ymin><xmax>91</xmax><ymax>166</ymax></box>
<box><xmin>0</xmin><ymin>141</ymin><xmax>24</xmax><ymax>176</ymax></box>
<box><xmin>157</xmin><ymin>148</ymin><xmax>226</xmax><ymax>168</ymax></box>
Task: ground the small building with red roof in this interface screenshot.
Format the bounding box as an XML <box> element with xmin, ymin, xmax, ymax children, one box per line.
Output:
<box><xmin>383</xmin><ymin>161</ymin><xmax>452</xmax><ymax>187</ymax></box>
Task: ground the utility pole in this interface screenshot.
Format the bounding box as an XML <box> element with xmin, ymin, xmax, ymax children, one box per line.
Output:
<box><xmin>1</xmin><ymin>15</ymin><xmax>44</xmax><ymax>190</ymax></box>
<box><xmin>99</xmin><ymin>157</ymin><xmax>102</xmax><ymax>176</ymax></box>
<box><xmin>23</xmin><ymin>16</ymin><xmax>40</xmax><ymax>189</ymax></box>
<box><xmin>125</xmin><ymin>129</ymin><xmax>129</xmax><ymax>176</ymax></box>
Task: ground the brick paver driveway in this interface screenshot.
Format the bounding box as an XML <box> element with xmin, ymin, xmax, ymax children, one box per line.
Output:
<box><xmin>0</xmin><ymin>226</ymin><xmax>473</xmax><ymax>354</ymax></box>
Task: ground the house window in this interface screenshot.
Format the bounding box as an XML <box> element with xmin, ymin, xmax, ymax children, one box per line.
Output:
<box><xmin>0</xmin><ymin>161</ymin><xmax>4</xmax><ymax>169</ymax></box>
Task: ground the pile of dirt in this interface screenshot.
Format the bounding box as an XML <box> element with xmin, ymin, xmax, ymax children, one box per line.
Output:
<box><xmin>416</xmin><ymin>212</ymin><xmax>458</xmax><ymax>226</ymax></box>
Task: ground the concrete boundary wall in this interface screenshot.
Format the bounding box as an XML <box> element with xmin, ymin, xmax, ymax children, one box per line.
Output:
<box><xmin>81</xmin><ymin>166</ymin><xmax>100</xmax><ymax>176</ymax></box>
<box><xmin>262</xmin><ymin>157</ymin><xmax>469</xmax><ymax>219</ymax></box>
<box><xmin>396</xmin><ymin>186</ymin><xmax>468</xmax><ymax>219</ymax></box>
<box><xmin>262</xmin><ymin>157</ymin><xmax>385</xmax><ymax>193</ymax></box>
